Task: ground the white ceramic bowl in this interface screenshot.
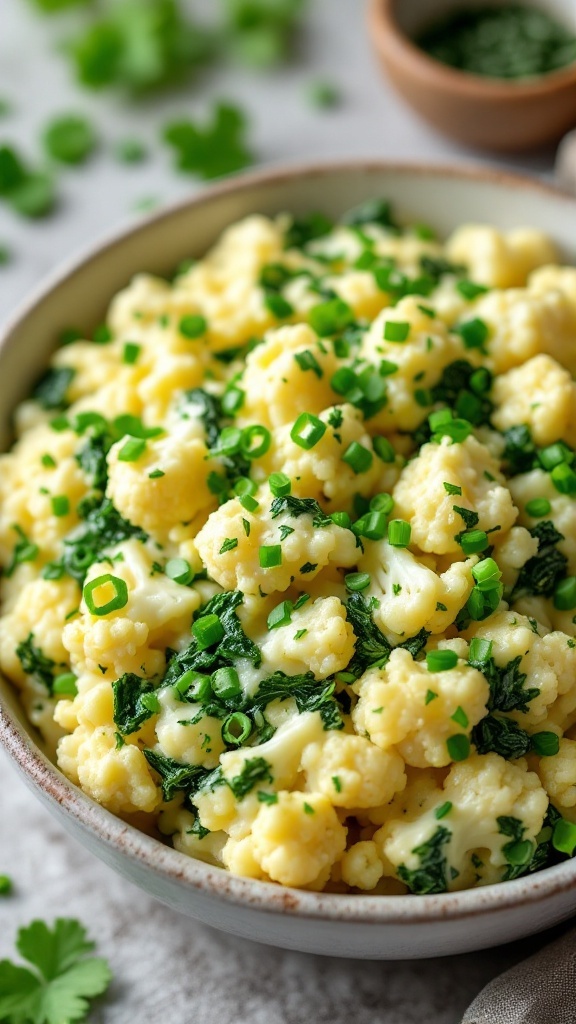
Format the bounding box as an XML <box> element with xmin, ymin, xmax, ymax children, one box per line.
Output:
<box><xmin>2</xmin><ymin>161</ymin><xmax>576</xmax><ymax>960</ymax></box>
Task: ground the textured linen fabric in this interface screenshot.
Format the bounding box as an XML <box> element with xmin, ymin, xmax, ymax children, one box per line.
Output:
<box><xmin>463</xmin><ymin>929</ymin><xmax>576</xmax><ymax>1024</ymax></box>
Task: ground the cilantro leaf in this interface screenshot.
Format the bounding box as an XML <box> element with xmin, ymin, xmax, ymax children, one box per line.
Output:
<box><xmin>0</xmin><ymin>918</ymin><xmax>111</xmax><ymax>1024</ymax></box>
<box><xmin>397</xmin><ymin>826</ymin><xmax>450</xmax><ymax>894</ymax></box>
<box><xmin>510</xmin><ymin>520</ymin><xmax>568</xmax><ymax>601</ymax></box>
<box><xmin>163</xmin><ymin>102</ymin><xmax>252</xmax><ymax>180</ymax></box>
<box><xmin>112</xmin><ymin>674</ymin><xmax>156</xmax><ymax>734</ymax></box>
<box><xmin>345</xmin><ymin>593</ymin><xmax>392</xmax><ymax>676</ymax></box>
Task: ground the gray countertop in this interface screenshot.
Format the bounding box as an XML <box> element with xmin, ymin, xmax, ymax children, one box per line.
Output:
<box><xmin>0</xmin><ymin>2</ymin><xmax>568</xmax><ymax>1020</ymax></box>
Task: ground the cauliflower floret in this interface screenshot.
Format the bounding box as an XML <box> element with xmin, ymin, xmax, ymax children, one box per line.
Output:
<box><xmin>375</xmin><ymin>752</ymin><xmax>548</xmax><ymax>891</ymax></box>
<box><xmin>528</xmin><ymin>264</ymin><xmax>576</xmax><ymax>308</ymax></box>
<box><xmin>537</xmin><ymin>738</ymin><xmax>576</xmax><ymax>811</ymax></box>
<box><xmin>358</xmin><ymin>539</ymin><xmax>476</xmax><ymax>638</ymax></box>
<box><xmin>161</xmin><ymin>802</ymin><xmax>226</xmax><ymax>866</ymax></box>
<box><xmin>490</xmin><ymin>525</ymin><xmax>539</xmax><ymax>589</ymax></box>
<box><xmin>472</xmin><ymin>287</ymin><xmax>576</xmax><ymax>375</ymax></box>
<box><xmin>352</xmin><ymin>647</ymin><xmax>489</xmax><ymax>768</ymax></box>
<box><xmin>301</xmin><ymin>732</ymin><xmax>406</xmax><ymax>808</ymax></box>
<box><xmin>445</xmin><ymin>225</ymin><xmax>558</xmax><ymax>289</ymax></box>
<box><xmin>259</xmin><ymin>595</ymin><xmax>355</xmax><ymax>679</ymax></box>
<box><xmin>106</xmin><ymin>419</ymin><xmax>217</xmax><ymax>540</ymax></box>
<box><xmin>262</xmin><ymin>403</ymin><xmax>399</xmax><ymax>511</ymax></box>
<box><xmin>249</xmin><ymin>791</ymin><xmax>347</xmax><ymax>887</ymax></box>
<box><xmin>195</xmin><ymin>493</ymin><xmax>357</xmax><ymax>596</ymax></box>
<box><xmin>237</xmin><ymin>323</ymin><xmax>339</xmax><ymax>430</ymax></box>
<box><xmin>491</xmin><ymin>354</ymin><xmax>576</xmax><ymax>448</ymax></box>
<box><xmin>392</xmin><ymin>435</ymin><xmax>517</xmax><ymax>555</ymax></box>
<box><xmin>57</xmin><ymin>725</ymin><xmax>160</xmax><ymax>814</ymax></box>
<box><xmin>464</xmin><ymin>610</ymin><xmax>576</xmax><ymax>727</ymax></box>
<box><xmin>340</xmin><ymin>841</ymin><xmax>384</xmax><ymax>890</ymax></box>
<box><xmin>153</xmin><ymin>686</ymin><xmax>226</xmax><ymax>768</ymax></box>
<box><xmin>360</xmin><ymin>296</ymin><xmax>469</xmax><ymax>432</ymax></box>
<box><xmin>0</xmin><ymin>576</ymin><xmax>79</xmax><ymax>689</ymax></box>
<box><xmin>63</xmin><ymin>540</ymin><xmax>199</xmax><ymax>677</ymax></box>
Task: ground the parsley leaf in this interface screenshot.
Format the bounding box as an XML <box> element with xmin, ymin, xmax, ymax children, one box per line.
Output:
<box><xmin>270</xmin><ymin>495</ymin><xmax>332</xmax><ymax>527</ymax></box>
<box><xmin>0</xmin><ymin>918</ymin><xmax>111</xmax><ymax>1024</ymax></box>
<box><xmin>163</xmin><ymin>102</ymin><xmax>252</xmax><ymax>180</ymax></box>
<box><xmin>112</xmin><ymin>674</ymin><xmax>156</xmax><ymax>734</ymax></box>
<box><xmin>397</xmin><ymin>825</ymin><xmax>450</xmax><ymax>894</ymax></box>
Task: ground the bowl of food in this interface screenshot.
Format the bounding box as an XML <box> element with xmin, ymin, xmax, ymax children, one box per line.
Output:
<box><xmin>2</xmin><ymin>160</ymin><xmax>576</xmax><ymax>960</ymax></box>
<box><xmin>369</xmin><ymin>0</ymin><xmax>576</xmax><ymax>151</ymax></box>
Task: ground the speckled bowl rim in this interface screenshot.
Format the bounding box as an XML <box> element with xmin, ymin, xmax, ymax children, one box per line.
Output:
<box><xmin>2</xmin><ymin>158</ymin><xmax>576</xmax><ymax>925</ymax></box>
<box><xmin>370</xmin><ymin>0</ymin><xmax>576</xmax><ymax>98</ymax></box>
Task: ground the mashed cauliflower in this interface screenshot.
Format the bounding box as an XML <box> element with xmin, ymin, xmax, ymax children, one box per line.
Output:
<box><xmin>2</xmin><ymin>200</ymin><xmax>576</xmax><ymax>895</ymax></box>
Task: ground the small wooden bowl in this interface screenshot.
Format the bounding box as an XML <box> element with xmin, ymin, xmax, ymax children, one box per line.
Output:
<box><xmin>369</xmin><ymin>0</ymin><xmax>576</xmax><ymax>151</ymax></box>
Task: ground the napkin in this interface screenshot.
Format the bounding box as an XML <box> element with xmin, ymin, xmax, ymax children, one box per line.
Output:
<box><xmin>462</xmin><ymin>927</ymin><xmax>576</xmax><ymax>1023</ymax></box>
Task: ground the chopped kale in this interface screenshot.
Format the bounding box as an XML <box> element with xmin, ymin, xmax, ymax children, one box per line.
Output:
<box><xmin>33</xmin><ymin>366</ymin><xmax>76</xmax><ymax>410</ymax></box>
<box><xmin>510</xmin><ymin>520</ymin><xmax>568</xmax><ymax>601</ymax></box>
<box><xmin>75</xmin><ymin>432</ymin><xmax>113</xmax><ymax>491</ymax></box>
<box><xmin>43</xmin><ymin>498</ymin><xmax>147</xmax><ymax>584</ymax></box>
<box><xmin>469</xmin><ymin>647</ymin><xmax>539</xmax><ymax>714</ymax></box>
<box><xmin>187</xmin><ymin>814</ymin><xmax>210</xmax><ymax>840</ymax></box>
<box><xmin>227</xmin><ymin>757</ymin><xmax>273</xmax><ymax>800</ymax></box>
<box><xmin>345</xmin><ymin>593</ymin><xmax>392</xmax><ymax>676</ymax></box>
<box><xmin>501</xmin><ymin>424</ymin><xmax>537</xmax><ymax>476</ymax></box>
<box><xmin>397</xmin><ymin>628</ymin><xmax>430</xmax><ymax>660</ymax></box>
<box><xmin>250</xmin><ymin>671</ymin><xmax>344</xmax><ymax>730</ymax></box>
<box><xmin>341</xmin><ymin>198</ymin><xmax>397</xmax><ymax>230</ymax></box>
<box><xmin>270</xmin><ymin>495</ymin><xmax>332</xmax><ymax>527</ymax></box>
<box><xmin>497</xmin><ymin>816</ymin><xmax>534</xmax><ymax>881</ymax></box>
<box><xmin>4</xmin><ymin>524</ymin><xmax>38</xmax><ymax>577</ymax></box>
<box><xmin>397</xmin><ymin>825</ymin><xmax>450</xmax><ymax>894</ymax></box>
<box><xmin>164</xmin><ymin>590</ymin><xmax>261</xmax><ymax>686</ymax></box>
<box><xmin>472</xmin><ymin>714</ymin><xmax>532</xmax><ymax>759</ymax></box>
<box><xmin>143</xmin><ymin>750</ymin><xmax>219</xmax><ymax>802</ymax></box>
<box><xmin>419</xmin><ymin>254</ymin><xmax>465</xmax><ymax>282</ymax></box>
<box><xmin>112</xmin><ymin>673</ymin><xmax>156</xmax><ymax>734</ymax></box>
<box><xmin>184</xmin><ymin>388</ymin><xmax>221</xmax><ymax>448</ymax></box>
<box><xmin>284</xmin><ymin>212</ymin><xmax>333</xmax><ymax>250</ymax></box>
<box><xmin>15</xmin><ymin>633</ymin><xmax>55</xmax><ymax>692</ymax></box>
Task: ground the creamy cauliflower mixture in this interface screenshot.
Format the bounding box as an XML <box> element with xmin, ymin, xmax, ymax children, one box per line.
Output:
<box><xmin>3</xmin><ymin>200</ymin><xmax>576</xmax><ymax>895</ymax></box>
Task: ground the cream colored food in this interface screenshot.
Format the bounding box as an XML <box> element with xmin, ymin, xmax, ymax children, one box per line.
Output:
<box><xmin>2</xmin><ymin>202</ymin><xmax>576</xmax><ymax>895</ymax></box>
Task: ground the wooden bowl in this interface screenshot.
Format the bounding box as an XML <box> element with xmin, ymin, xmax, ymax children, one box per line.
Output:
<box><xmin>369</xmin><ymin>0</ymin><xmax>576</xmax><ymax>151</ymax></box>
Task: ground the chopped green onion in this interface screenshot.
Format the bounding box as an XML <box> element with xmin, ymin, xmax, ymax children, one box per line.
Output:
<box><xmin>41</xmin><ymin>453</ymin><xmax>57</xmax><ymax>468</ymax></box>
<box><xmin>239</xmin><ymin>493</ymin><xmax>260</xmax><ymax>513</ymax></box>
<box><xmin>51</xmin><ymin>495</ymin><xmax>69</xmax><ymax>517</ymax></box>
<box><xmin>460</xmin><ymin>530</ymin><xmax>488</xmax><ymax>555</ymax></box>
<box><xmin>467</xmin><ymin>584</ymin><xmax>501</xmax><ymax>620</ymax></box>
<box><xmin>456</xmin><ymin>280</ymin><xmax>488</xmax><ymax>300</ymax></box>
<box><xmin>342</xmin><ymin>441</ymin><xmax>373</xmax><ymax>474</ymax></box>
<box><xmin>370</xmin><ymin>492</ymin><xmax>394</xmax><ymax>514</ymax></box>
<box><xmin>83</xmin><ymin>573</ymin><xmax>128</xmax><ymax>616</ymax></box>
<box><xmin>469</xmin><ymin>637</ymin><xmax>493</xmax><ymax>664</ymax></box>
<box><xmin>471</xmin><ymin>557</ymin><xmax>501</xmax><ymax>590</ymax></box>
<box><xmin>123</xmin><ymin>342</ymin><xmax>141</xmax><ymax>365</ymax></box>
<box><xmin>353</xmin><ymin>510</ymin><xmax>387</xmax><ymax>541</ymax></box>
<box><xmin>165</xmin><ymin>558</ymin><xmax>194</xmax><ymax>586</ymax></box>
<box><xmin>426</xmin><ymin>649</ymin><xmax>458</xmax><ymax>672</ymax></box>
<box><xmin>52</xmin><ymin>672</ymin><xmax>78</xmax><ymax>697</ymax></box>
<box><xmin>455</xmin><ymin>317</ymin><xmax>489</xmax><ymax>350</ymax></box>
<box><xmin>379</xmin><ymin>359</ymin><xmax>398</xmax><ymax>376</ymax></box>
<box><xmin>425</xmin><ymin>689</ymin><xmax>438</xmax><ymax>705</ymax></box>
<box><xmin>140</xmin><ymin>692</ymin><xmax>160</xmax><ymax>714</ymax></box>
<box><xmin>525</xmin><ymin>498</ymin><xmax>551</xmax><ymax>518</ymax></box>
<box><xmin>221</xmin><ymin>386</ymin><xmax>245</xmax><ymax>416</ymax></box>
<box><xmin>551</xmin><ymin>462</ymin><xmax>576</xmax><ymax>495</ymax></box>
<box><xmin>330</xmin><ymin>511</ymin><xmax>351</xmax><ymax>528</ymax></box>
<box><xmin>267</xmin><ymin>601</ymin><xmax>293</xmax><ymax>630</ymax></box>
<box><xmin>211</xmin><ymin>666</ymin><xmax>241</xmax><ymax>700</ymax></box>
<box><xmin>435</xmin><ymin>801</ymin><xmax>453</xmax><ymax>820</ymax></box>
<box><xmin>265</xmin><ymin>293</ymin><xmax>293</xmax><ymax>319</ymax></box>
<box><xmin>118</xmin><ymin>437</ymin><xmax>146</xmax><ymax>462</ymax></box>
<box><xmin>149</xmin><ymin>469</ymin><xmax>165</xmax><ymax>479</ymax></box>
<box><xmin>504</xmin><ymin>840</ymin><xmax>533</xmax><ymax>867</ymax></box>
<box><xmin>222</xmin><ymin>711</ymin><xmax>252</xmax><ymax>746</ymax></box>
<box><xmin>241</xmin><ymin>424</ymin><xmax>271</xmax><ymax>459</ymax></box>
<box><xmin>552</xmin><ymin>818</ymin><xmax>576</xmax><ymax>855</ymax></box>
<box><xmin>179</xmin><ymin>314</ymin><xmax>207</xmax><ymax>339</ymax></box>
<box><xmin>539</xmin><ymin>443</ymin><xmax>569</xmax><ymax>470</ymax></box>
<box><xmin>331</xmin><ymin>367</ymin><xmax>357</xmax><ymax>394</ymax></box>
<box><xmin>388</xmin><ymin>519</ymin><xmax>411</xmax><ymax>547</ymax></box>
<box><xmin>295</xmin><ymin>350</ymin><xmax>323</xmax><ymax>377</ymax></box>
<box><xmin>234</xmin><ymin>477</ymin><xmax>257</xmax><ymax>497</ymax></box>
<box><xmin>383</xmin><ymin>320</ymin><xmax>410</xmax><ymax>342</ymax></box>
<box><xmin>345</xmin><ymin>572</ymin><xmax>371</xmax><ymax>592</ymax></box>
<box><xmin>259</xmin><ymin>544</ymin><xmax>282</xmax><ymax>568</ymax></box>
<box><xmin>193</xmin><ymin>614</ymin><xmax>224</xmax><ymax>650</ymax></box>
<box><xmin>451</xmin><ymin>705</ymin><xmax>469</xmax><ymax>727</ymax></box>
<box><xmin>269</xmin><ymin>472</ymin><xmax>291</xmax><ymax>497</ymax></box>
<box><xmin>531</xmin><ymin>731</ymin><xmax>560</xmax><ymax>756</ymax></box>
<box><xmin>215</xmin><ymin>426</ymin><xmax>242</xmax><ymax>456</ymax></box>
<box><xmin>290</xmin><ymin>412</ymin><xmax>326</xmax><ymax>450</ymax></box>
<box><xmin>93</xmin><ymin>324</ymin><xmax>112</xmax><ymax>345</ymax></box>
<box><xmin>308</xmin><ymin>297</ymin><xmax>355</xmax><ymax>337</ymax></box>
<box><xmin>446</xmin><ymin>734</ymin><xmax>470</xmax><ymax>761</ymax></box>
<box><xmin>554</xmin><ymin>576</ymin><xmax>576</xmax><ymax>611</ymax></box>
<box><xmin>373</xmin><ymin>436</ymin><xmax>395</xmax><ymax>462</ymax></box>
<box><xmin>469</xmin><ymin>367</ymin><xmax>492</xmax><ymax>395</ymax></box>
